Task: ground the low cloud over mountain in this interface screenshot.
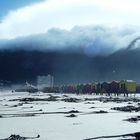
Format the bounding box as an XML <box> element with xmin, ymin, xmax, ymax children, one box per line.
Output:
<box><xmin>0</xmin><ymin>25</ymin><xmax>140</xmax><ymax>84</ymax></box>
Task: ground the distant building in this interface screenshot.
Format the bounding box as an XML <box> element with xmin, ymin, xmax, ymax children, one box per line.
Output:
<box><xmin>101</xmin><ymin>82</ymin><xmax>110</xmax><ymax>93</ymax></box>
<box><xmin>37</xmin><ymin>75</ymin><xmax>54</xmax><ymax>89</ymax></box>
<box><xmin>110</xmin><ymin>81</ymin><xmax>119</xmax><ymax>93</ymax></box>
<box><xmin>136</xmin><ymin>84</ymin><xmax>140</xmax><ymax>93</ymax></box>
<box><xmin>119</xmin><ymin>80</ymin><xmax>136</xmax><ymax>93</ymax></box>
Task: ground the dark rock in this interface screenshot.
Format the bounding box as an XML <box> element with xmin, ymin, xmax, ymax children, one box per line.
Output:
<box><xmin>94</xmin><ymin>110</ymin><xmax>108</xmax><ymax>114</ymax></box>
<box><xmin>4</xmin><ymin>134</ymin><xmax>25</xmax><ymax>140</ymax></box>
<box><xmin>61</xmin><ymin>97</ymin><xmax>81</xmax><ymax>103</ymax></box>
<box><xmin>85</xmin><ymin>98</ymin><xmax>95</xmax><ymax>101</ymax></box>
<box><xmin>10</xmin><ymin>96</ymin><xmax>59</xmax><ymax>102</ymax></box>
<box><xmin>84</xmin><ymin>102</ymin><xmax>95</xmax><ymax>104</ymax></box>
<box><xmin>83</xmin><ymin>132</ymin><xmax>140</xmax><ymax>140</ymax></box>
<box><xmin>124</xmin><ymin>116</ymin><xmax>140</xmax><ymax>123</ymax></box>
<box><xmin>111</xmin><ymin>105</ymin><xmax>140</xmax><ymax>112</ymax></box>
<box><xmin>62</xmin><ymin>95</ymin><xmax>69</xmax><ymax>97</ymax></box>
<box><xmin>84</xmin><ymin>110</ymin><xmax>108</xmax><ymax>115</ymax></box>
<box><xmin>66</xmin><ymin>110</ymin><xmax>80</xmax><ymax>114</ymax></box>
<box><xmin>1</xmin><ymin>134</ymin><xmax>40</xmax><ymax>140</ymax></box>
<box><xmin>89</xmin><ymin>107</ymin><xmax>95</xmax><ymax>109</ymax></box>
<box><xmin>66</xmin><ymin>114</ymin><xmax>77</xmax><ymax>117</ymax></box>
<box><xmin>125</xmin><ymin>117</ymin><xmax>139</xmax><ymax>123</ymax></box>
<box><xmin>45</xmin><ymin>96</ymin><xmax>58</xmax><ymax>101</ymax></box>
<box><xmin>85</xmin><ymin>97</ymin><xmax>140</xmax><ymax>104</ymax></box>
<box><xmin>11</xmin><ymin>103</ymin><xmax>23</xmax><ymax>107</ymax></box>
<box><xmin>134</xmin><ymin>132</ymin><xmax>140</xmax><ymax>139</ymax></box>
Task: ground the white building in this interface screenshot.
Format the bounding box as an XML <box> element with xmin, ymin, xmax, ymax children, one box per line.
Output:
<box><xmin>37</xmin><ymin>75</ymin><xmax>54</xmax><ymax>89</ymax></box>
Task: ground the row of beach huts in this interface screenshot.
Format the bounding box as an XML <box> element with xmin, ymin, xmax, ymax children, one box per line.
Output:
<box><xmin>42</xmin><ymin>80</ymin><xmax>140</xmax><ymax>96</ymax></box>
<box><xmin>15</xmin><ymin>80</ymin><xmax>140</xmax><ymax>96</ymax></box>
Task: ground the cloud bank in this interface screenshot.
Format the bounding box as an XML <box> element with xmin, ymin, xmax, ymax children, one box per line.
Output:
<box><xmin>1</xmin><ymin>25</ymin><xmax>140</xmax><ymax>56</ymax></box>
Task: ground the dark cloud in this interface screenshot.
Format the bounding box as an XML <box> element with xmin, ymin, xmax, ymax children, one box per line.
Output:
<box><xmin>0</xmin><ymin>48</ymin><xmax>140</xmax><ymax>85</ymax></box>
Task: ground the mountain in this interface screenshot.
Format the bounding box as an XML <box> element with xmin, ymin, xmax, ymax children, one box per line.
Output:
<box><xmin>0</xmin><ymin>47</ymin><xmax>140</xmax><ymax>85</ymax></box>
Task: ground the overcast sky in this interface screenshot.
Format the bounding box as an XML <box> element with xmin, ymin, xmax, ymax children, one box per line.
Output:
<box><xmin>0</xmin><ymin>0</ymin><xmax>140</xmax><ymax>39</ymax></box>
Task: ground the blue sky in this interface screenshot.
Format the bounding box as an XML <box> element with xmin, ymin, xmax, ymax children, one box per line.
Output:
<box><xmin>0</xmin><ymin>0</ymin><xmax>44</xmax><ymax>19</ymax></box>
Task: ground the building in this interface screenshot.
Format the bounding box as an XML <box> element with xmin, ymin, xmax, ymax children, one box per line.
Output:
<box><xmin>95</xmin><ymin>82</ymin><xmax>101</xmax><ymax>93</ymax></box>
<box><xmin>37</xmin><ymin>75</ymin><xmax>54</xmax><ymax>89</ymax></box>
<box><xmin>136</xmin><ymin>84</ymin><xmax>140</xmax><ymax>93</ymax></box>
<box><xmin>110</xmin><ymin>81</ymin><xmax>119</xmax><ymax>93</ymax></box>
<box><xmin>119</xmin><ymin>80</ymin><xmax>136</xmax><ymax>93</ymax></box>
<box><xmin>101</xmin><ymin>82</ymin><xmax>110</xmax><ymax>93</ymax></box>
